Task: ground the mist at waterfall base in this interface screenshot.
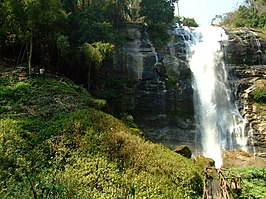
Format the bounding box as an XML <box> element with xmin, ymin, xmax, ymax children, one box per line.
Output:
<box><xmin>189</xmin><ymin>26</ymin><xmax>248</xmax><ymax>168</ymax></box>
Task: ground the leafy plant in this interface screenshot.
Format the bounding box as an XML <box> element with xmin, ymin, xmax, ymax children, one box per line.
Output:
<box><xmin>56</xmin><ymin>34</ymin><xmax>70</xmax><ymax>56</ymax></box>
<box><xmin>220</xmin><ymin>0</ymin><xmax>266</xmax><ymax>31</ymax></box>
<box><xmin>251</xmin><ymin>86</ymin><xmax>266</xmax><ymax>103</ymax></box>
<box><xmin>175</xmin><ymin>16</ymin><xmax>199</xmax><ymax>27</ymax></box>
<box><xmin>0</xmin><ymin>76</ymin><xmax>204</xmax><ymax>198</ymax></box>
<box><xmin>228</xmin><ymin>167</ymin><xmax>266</xmax><ymax>199</ymax></box>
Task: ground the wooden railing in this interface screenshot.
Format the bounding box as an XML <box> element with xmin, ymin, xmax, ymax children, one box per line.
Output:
<box><xmin>203</xmin><ymin>167</ymin><xmax>242</xmax><ymax>199</ymax></box>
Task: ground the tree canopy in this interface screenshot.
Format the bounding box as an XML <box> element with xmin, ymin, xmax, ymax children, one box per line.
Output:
<box><xmin>0</xmin><ymin>0</ymin><xmax>176</xmax><ymax>84</ymax></box>
<box><xmin>217</xmin><ymin>0</ymin><xmax>266</xmax><ymax>30</ymax></box>
<box><xmin>140</xmin><ymin>0</ymin><xmax>175</xmax><ymax>26</ymax></box>
<box><xmin>175</xmin><ymin>16</ymin><xmax>199</xmax><ymax>27</ymax></box>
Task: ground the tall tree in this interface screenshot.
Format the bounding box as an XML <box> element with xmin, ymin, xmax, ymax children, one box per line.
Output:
<box><xmin>140</xmin><ymin>0</ymin><xmax>175</xmax><ymax>25</ymax></box>
<box><xmin>127</xmin><ymin>0</ymin><xmax>141</xmax><ymax>21</ymax></box>
<box><xmin>140</xmin><ymin>0</ymin><xmax>175</xmax><ymax>46</ymax></box>
<box><xmin>3</xmin><ymin>0</ymin><xmax>68</xmax><ymax>74</ymax></box>
<box><xmin>221</xmin><ymin>0</ymin><xmax>266</xmax><ymax>29</ymax></box>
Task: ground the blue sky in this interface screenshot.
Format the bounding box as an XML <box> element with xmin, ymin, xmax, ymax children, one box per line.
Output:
<box><xmin>176</xmin><ymin>0</ymin><xmax>244</xmax><ymax>26</ymax></box>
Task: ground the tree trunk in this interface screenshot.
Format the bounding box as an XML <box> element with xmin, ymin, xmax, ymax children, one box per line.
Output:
<box><xmin>28</xmin><ymin>31</ymin><xmax>33</xmax><ymax>75</ymax></box>
<box><xmin>87</xmin><ymin>62</ymin><xmax>91</xmax><ymax>90</ymax></box>
<box><xmin>17</xmin><ymin>43</ymin><xmax>24</xmax><ymax>66</ymax></box>
<box><xmin>176</xmin><ymin>1</ymin><xmax>180</xmax><ymax>17</ymax></box>
<box><xmin>22</xmin><ymin>42</ymin><xmax>29</xmax><ymax>65</ymax></box>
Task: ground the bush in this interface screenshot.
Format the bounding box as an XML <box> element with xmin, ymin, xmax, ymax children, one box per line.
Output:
<box><xmin>0</xmin><ymin>76</ymin><xmax>203</xmax><ymax>198</ymax></box>
<box><xmin>103</xmin><ymin>131</ymin><xmax>203</xmax><ymax>198</ymax></box>
<box><xmin>228</xmin><ymin>167</ymin><xmax>266</xmax><ymax>199</ymax></box>
<box><xmin>251</xmin><ymin>86</ymin><xmax>266</xmax><ymax>103</ymax></box>
<box><xmin>221</xmin><ymin>0</ymin><xmax>266</xmax><ymax>30</ymax></box>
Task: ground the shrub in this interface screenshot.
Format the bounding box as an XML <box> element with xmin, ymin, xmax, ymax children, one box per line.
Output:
<box><xmin>0</xmin><ymin>76</ymin><xmax>203</xmax><ymax>198</ymax></box>
<box><xmin>228</xmin><ymin>167</ymin><xmax>266</xmax><ymax>199</ymax></box>
<box><xmin>251</xmin><ymin>86</ymin><xmax>266</xmax><ymax>103</ymax></box>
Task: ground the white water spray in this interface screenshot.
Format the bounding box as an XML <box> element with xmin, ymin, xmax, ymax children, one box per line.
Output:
<box><xmin>189</xmin><ymin>26</ymin><xmax>247</xmax><ymax>168</ymax></box>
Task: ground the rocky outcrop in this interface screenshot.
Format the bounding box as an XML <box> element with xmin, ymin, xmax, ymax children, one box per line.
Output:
<box><xmin>225</xmin><ymin>28</ymin><xmax>266</xmax><ymax>156</ymax></box>
<box><xmin>225</xmin><ymin>28</ymin><xmax>265</xmax><ymax>65</ymax></box>
<box><xmin>194</xmin><ymin>155</ymin><xmax>215</xmax><ymax>169</ymax></box>
<box><xmin>174</xmin><ymin>145</ymin><xmax>192</xmax><ymax>158</ymax></box>
<box><xmin>223</xmin><ymin>149</ymin><xmax>266</xmax><ymax>168</ymax></box>
<box><xmin>115</xmin><ymin>23</ymin><xmax>157</xmax><ymax>81</ymax></box>
<box><xmin>115</xmin><ymin>23</ymin><xmax>195</xmax><ymax>149</ymax></box>
<box><xmin>115</xmin><ymin>24</ymin><xmax>265</xmax><ymax>157</ymax></box>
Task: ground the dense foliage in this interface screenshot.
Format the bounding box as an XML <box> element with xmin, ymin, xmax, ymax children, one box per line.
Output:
<box><xmin>0</xmin><ymin>75</ymin><xmax>203</xmax><ymax>198</ymax></box>
<box><xmin>140</xmin><ymin>0</ymin><xmax>175</xmax><ymax>25</ymax></box>
<box><xmin>217</xmin><ymin>0</ymin><xmax>266</xmax><ymax>30</ymax></box>
<box><xmin>175</xmin><ymin>16</ymin><xmax>199</xmax><ymax>27</ymax></box>
<box><xmin>139</xmin><ymin>0</ymin><xmax>176</xmax><ymax>46</ymax></box>
<box><xmin>251</xmin><ymin>85</ymin><xmax>266</xmax><ymax>103</ymax></box>
<box><xmin>0</xmin><ymin>0</ymin><xmax>176</xmax><ymax>86</ymax></box>
<box><xmin>228</xmin><ymin>167</ymin><xmax>266</xmax><ymax>199</ymax></box>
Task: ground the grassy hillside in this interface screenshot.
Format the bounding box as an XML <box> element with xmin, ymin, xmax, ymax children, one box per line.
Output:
<box><xmin>0</xmin><ymin>73</ymin><xmax>203</xmax><ymax>198</ymax></box>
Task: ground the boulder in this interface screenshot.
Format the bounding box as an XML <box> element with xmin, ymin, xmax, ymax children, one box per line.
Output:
<box><xmin>194</xmin><ymin>155</ymin><xmax>215</xmax><ymax>169</ymax></box>
<box><xmin>126</xmin><ymin>28</ymin><xmax>141</xmax><ymax>40</ymax></box>
<box><xmin>222</xmin><ymin>149</ymin><xmax>266</xmax><ymax>168</ymax></box>
<box><xmin>174</xmin><ymin>145</ymin><xmax>192</xmax><ymax>158</ymax></box>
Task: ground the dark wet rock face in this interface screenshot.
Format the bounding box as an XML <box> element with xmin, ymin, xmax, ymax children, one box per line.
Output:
<box><xmin>225</xmin><ymin>28</ymin><xmax>265</xmax><ymax>65</ymax></box>
<box><xmin>115</xmin><ymin>24</ymin><xmax>265</xmax><ymax>155</ymax></box>
<box><xmin>115</xmin><ymin>23</ymin><xmax>196</xmax><ymax>149</ymax></box>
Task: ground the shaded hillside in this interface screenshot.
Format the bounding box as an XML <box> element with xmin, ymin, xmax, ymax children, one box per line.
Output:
<box><xmin>0</xmin><ymin>72</ymin><xmax>203</xmax><ymax>198</ymax></box>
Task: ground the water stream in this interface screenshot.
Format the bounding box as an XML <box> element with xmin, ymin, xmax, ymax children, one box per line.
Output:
<box><xmin>252</xmin><ymin>32</ymin><xmax>263</xmax><ymax>65</ymax></box>
<box><xmin>144</xmin><ymin>30</ymin><xmax>159</xmax><ymax>64</ymax></box>
<box><xmin>189</xmin><ymin>26</ymin><xmax>248</xmax><ymax>168</ymax></box>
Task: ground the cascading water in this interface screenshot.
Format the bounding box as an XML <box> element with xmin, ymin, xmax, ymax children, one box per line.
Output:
<box><xmin>189</xmin><ymin>26</ymin><xmax>248</xmax><ymax>168</ymax></box>
<box><xmin>252</xmin><ymin>32</ymin><xmax>263</xmax><ymax>65</ymax></box>
<box><xmin>144</xmin><ymin>30</ymin><xmax>159</xmax><ymax>64</ymax></box>
<box><xmin>145</xmin><ymin>30</ymin><xmax>168</xmax><ymax>128</ymax></box>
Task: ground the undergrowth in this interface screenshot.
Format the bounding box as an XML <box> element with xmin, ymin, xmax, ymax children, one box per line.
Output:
<box><xmin>0</xmin><ymin>75</ymin><xmax>203</xmax><ymax>198</ymax></box>
<box><xmin>228</xmin><ymin>167</ymin><xmax>266</xmax><ymax>199</ymax></box>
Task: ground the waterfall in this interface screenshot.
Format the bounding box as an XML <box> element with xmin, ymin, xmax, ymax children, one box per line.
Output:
<box><xmin>144</xmin><ymin>30</ymin><xmax>159</xmax><ymax>64</ymax></box>
<box><xmin>172</xmin><ymin>26</ymin><xmax>195</xmax><ymax>60</ymax></box>
<box><xmin>189</xmin><ymin>26</ymin><xmax>248</xmax><ymax>168</ymax></box>
<box><xmin>252</xmin><ymin>32</ymin><xmax>263</xmax><ymax>65</ymax></box>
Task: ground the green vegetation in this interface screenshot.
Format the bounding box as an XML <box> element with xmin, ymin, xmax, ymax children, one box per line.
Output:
<box><xmin>227</xmin><ymin>167</ymin><xmax>266</xmax><ymax>199</ymax></box>
<box><xmin>140</xmin><ymin>0</ymin><xmax>175</xmax><ymax>26</ymax></box>
<box><xmin>218</xmin><ymin>0</ymin><xmax>266</xmax><ymax>33</ymax></box>
<box><xmin>140</xmin><ymin>0</ymin><xmax>176</xmax><ymax>46</ymax></box>
<box><xmin>251</xmin><ymin>85</ymin><xmax>266</xmax><ymax>103</ymax></box>
<box><xmin>175</xmin><ymin>16</ymin><xmax>199</xmax><ymax>27</ymax></box>
<box><xmin>0</xmin><ymin>0</ymin><xmax>176</xmax><ymax>86</ymax></box>
<box><xmin>0</xmin><ymin>0</ymin><xmax>176</xmax><ymax>116</ymax></box>
<box><xmin>251</xmin><ymin>85</ymin><xmax>266</xmax><ymax>116</ymax></box>
<box><xmin>0</xmin><ymin>75</ymin><xmax>203</xmax><ymax>198</ymax></box>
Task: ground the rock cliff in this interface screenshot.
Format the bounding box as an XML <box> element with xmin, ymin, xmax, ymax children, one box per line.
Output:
<box><xmin>115</xmin><ymin>23</ymin><xmax>195</xmax><ymax>149</ymax></box>
<box><xmin>225</xmin><ymin>28</ymin><xmax>266</xmax><ymax>157</ymax></box>
<box><xmin>115</xmin><ymin>23</ymin><xmax>266</xmax><ymax>155</ymax></box>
